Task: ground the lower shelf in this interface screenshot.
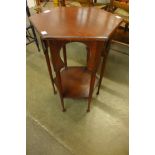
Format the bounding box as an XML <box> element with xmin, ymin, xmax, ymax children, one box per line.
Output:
<box><xmin>54</xmin><ymin>67</ymin><xmax>99</xmax><ymax>98</ymax></box>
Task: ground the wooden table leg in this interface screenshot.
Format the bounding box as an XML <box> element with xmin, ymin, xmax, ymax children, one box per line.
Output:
<box><xmin>55</xmin><ymin>72</ymin><xmax>66</xmax><ymax>112</ymax></box>
<box><xmin>87</xmin><ymin>41</ymin><xmax>103</xmax><ymax>112</ymax></box>
<box><xmin>48</xmin><ymin>41</ymin><xmax>66</xmax><ymax>112</ymax></box>
<box><xmin>63</xmin><ymin>45</ymin><xmax>67</xmax><ymax>68</ymax></box>
<box><xmin>94</xmin><ymin>0</ymin><xmax>97</xmax><ymax>3</ymax></box>
<box><xmin>87</xmin><ymin>74</ymin><xmax>96</xmax><ymax>112</ymax></box>
<box><xmin>96</xmin><ymin>39</ymin><xmax>111</xmax><ymax>95</ymax></box>
<box><xmin>41</xmin><ymin>39</ymin><xmax>57</xmax><ymax>94</ymax></box>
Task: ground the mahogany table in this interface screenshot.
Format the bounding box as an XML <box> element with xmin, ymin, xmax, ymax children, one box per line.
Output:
<box><xmin>29</xmin><ymin>7</ymin><xmax>122</xmax><ymax>112</ymax></box>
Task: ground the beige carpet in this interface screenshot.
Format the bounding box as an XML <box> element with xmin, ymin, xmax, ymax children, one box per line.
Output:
<box><xmin>26</xmin><ymin>41</ymin><xmax>129</xmax><ymax>155</ymax></box>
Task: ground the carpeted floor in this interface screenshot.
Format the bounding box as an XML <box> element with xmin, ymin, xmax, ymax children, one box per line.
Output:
<box><xmin>26</xmin><ymin>38</ymin><xmax>129</xmax><ymax>155</ymax></box>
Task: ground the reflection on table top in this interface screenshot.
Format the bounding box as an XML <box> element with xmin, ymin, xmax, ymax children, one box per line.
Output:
<box><xmin>29</xmin><ymin>7</ymin><xmax>122</xmax><ymax>40</ymax></box>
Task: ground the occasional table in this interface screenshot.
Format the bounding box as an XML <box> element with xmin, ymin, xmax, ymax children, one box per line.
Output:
<box><xmin>29</xmin><ymin>7</ymin><xmax>122</xmax><ymax>112</ymax></box>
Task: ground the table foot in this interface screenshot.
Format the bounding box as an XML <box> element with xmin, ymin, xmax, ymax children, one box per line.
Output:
<box><xmin>62</xmin><ymin>108</ymin><xmax>66</xmax><ymax>112</ymax></box>
<box><xmin>54</xmin><ymin>90</ymin><xmax>57</xmax><ymax>95</ymax></box>
<box><xmin>96</xmin><ymin>91</ymin><xmax>99</xmax><ymax>95</ymax></box>
<box><xmin>87</xmin><ymin>109</ymin><xmax>90</xmax><ymax>112</ymax></box>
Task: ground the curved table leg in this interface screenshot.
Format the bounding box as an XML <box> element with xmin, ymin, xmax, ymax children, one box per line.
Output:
<box><xmin>96</xmin><ymin>39</ymin><xmax>111</xmax><ymax>95</ymax></box>
<box><xmin>41</xmin><ymin>39</ymin><xmax>57</xmax><ymax>94</ymax></box>
<box><xmin>63</xmin><ymin>45</ymin><xmax>67</xmax><ymax>68</ymax></box>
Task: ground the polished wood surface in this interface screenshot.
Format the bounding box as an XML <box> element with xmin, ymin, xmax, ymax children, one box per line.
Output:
<box><xmin>54</xmin><ymin>67</ymin><xmax>99</xmax><ymax>98</ymax></box>
<box><xmin>48</xmin><ymin>39</ymin><xmax>105</xmax><ymax>112</ymax></box>
<box><xmin>29</xmin><ymin>7</ymin><xmax>122</xmax><ymax>40</ymax></box>
<box><xmin>30</xmin><ymin>7</ymin><xmax>123</xmax><ymax>112</ymax></box>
